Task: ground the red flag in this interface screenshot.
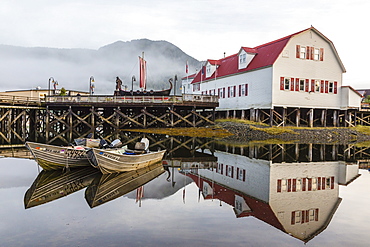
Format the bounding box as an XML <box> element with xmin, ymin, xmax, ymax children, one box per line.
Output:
<box><xmin>136</xmin><ymin>186</ymin><xmax>144</xmax><ymax>203</ymax></box>
<box><xmin>186</xmin><ymin>60</ymin><xmax>189</xmax><ymax>74</ymax></box>
<box><xmin>139</xmin><ymin>56</ymin><xmax>147</xmax><ymax>89</ymax></box>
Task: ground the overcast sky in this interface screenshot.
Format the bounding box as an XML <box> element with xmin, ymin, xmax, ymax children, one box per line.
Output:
<box><xmin>0</xmin><ymin>0</ymin><xmax>369</xmax><ymax>88</ymax></box>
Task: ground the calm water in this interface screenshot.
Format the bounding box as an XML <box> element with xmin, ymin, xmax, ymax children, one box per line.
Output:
<box><xmin>0</xmin><ymin>142</ymin><xmax>369</xmax><ymax>247</ymax></box>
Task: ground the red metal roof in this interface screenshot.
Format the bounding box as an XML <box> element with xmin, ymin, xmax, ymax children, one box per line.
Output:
<box><xmin>241</xmin><ymin>47</ymin><xmax>258</xmax><ymax>54</ymax></box>
<box><xmin>192</xmin><ymin>27</ymin><xmax>312</xmax><ymax>84</ymax></box>
<box><xmin>185</xmin><ymin>172</ymin><xmax>285</xmax><ymax>231</ymax></box>
<box><xmin>181</xmin><ymin>73</ymin><xmax>196</xmax><ymax>80</ymax></box>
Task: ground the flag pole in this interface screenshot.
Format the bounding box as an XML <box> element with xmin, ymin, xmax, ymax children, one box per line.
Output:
<box><xmin>186</xmin><ymin>60</ymin><xmax>189</xmax><ymax>95</ymax></box>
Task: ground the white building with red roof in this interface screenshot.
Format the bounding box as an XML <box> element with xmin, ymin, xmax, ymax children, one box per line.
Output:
<box><xmin>186</xmin><ymin>27</ymin><xmax>362</xmax><ymax>126</ymax></box>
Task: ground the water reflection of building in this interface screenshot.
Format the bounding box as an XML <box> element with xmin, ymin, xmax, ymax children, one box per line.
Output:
<box><xmin>181</xmin><ymin>150</ymin><xmax>360</xmax><ymax>243</ymax></box>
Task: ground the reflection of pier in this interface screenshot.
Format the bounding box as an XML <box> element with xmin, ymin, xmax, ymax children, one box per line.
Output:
<box><xmin>215</xmin><ymin>142</ymin><xmax>370</xmax><ymax>162</ymax></box>
<box><xmin>0</xmin><ymin>134</ymin><xmax>217</xmax><ymax>162</ymax></box>
<box><xmin>3</xmin><ymin>135</ymin><xmax>370</xmax><ymax>165</ymax></box>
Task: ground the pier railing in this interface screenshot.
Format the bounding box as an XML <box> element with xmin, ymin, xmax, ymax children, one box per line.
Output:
<box><xmin>360</xmin><ymin>102</ymin><xmax>370</xmax><ymax>111</ymax></box>
<box><xmin>45</xmin><ymin>94</ymin><xmax>219</xmax><ymax>104</ymax></box>
<box><xmin>0</xmin><ymin>94</ymin><xmax>43</xmax><ymax>106</ymax></box>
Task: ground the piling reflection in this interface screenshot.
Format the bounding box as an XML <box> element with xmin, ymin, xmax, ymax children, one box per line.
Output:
<box><xmin>24</xmin><ymin>166</ymin><xmax>99</xmax><ymax>209</ymax></box>
<box><xmin>179</xmin><ymin>149</ymin><xmax>361</xmax><ymax>243</ymax></box>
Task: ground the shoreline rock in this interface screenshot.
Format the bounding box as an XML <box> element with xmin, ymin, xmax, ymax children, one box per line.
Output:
<box><xmin>216</xmin><ymin>121</ymin><xmax>370</xmax><ymax>144</ymax></box>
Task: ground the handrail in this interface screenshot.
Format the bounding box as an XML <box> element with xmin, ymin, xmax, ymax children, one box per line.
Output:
<box><xmin>0</xmin><ymin>93</ymin><xmax>219</xmax><ymax>105</ymax></box>
<box><xmin>361</xmin><ymin>102</ymin><xmax>370</xmax><ymax>111</ymax></box>
<box><xmin>45</xmin><ymin>94</ymin><xmax>219</xmax><ymax>104</ymax></box>
<box><xmin>0</xmin><ymin>94</ymin><xmax>43</xmax><ymax>105</ymax></box>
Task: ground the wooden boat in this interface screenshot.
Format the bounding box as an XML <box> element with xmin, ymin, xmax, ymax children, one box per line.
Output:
<box><xmin>85</xmin><ymin>161</ymin><xmax>165</xmax><ymax>208</ymax></box>
<box><xmin>24</xmin><ymin>166</ymin><xmax>99</xmax><ymax>209</ymax></box>
<box><xmin>115</xmin><ymin>78</ymin><xmax>173</xmax><ymax>96</ymax></box>
<box><xmin>87</xmin><ymin>138</ymin><xmax>166</xmax><ymax>174</ymax></box>
<box><xmin>87</xmin><ymin>148</ymin><xmax>166</xmax><ymax>174</ymax></box>
<box><xmin>114</xmin><ymin>53</ymin><xmax>174</xmax><ymax>96</ymax></box>
<box><xmin>25</xmin><ymin>141</ymin><xmax>91</xmax><ymax>170</ymax></box>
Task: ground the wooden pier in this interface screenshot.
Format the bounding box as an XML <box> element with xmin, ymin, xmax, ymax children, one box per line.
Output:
<box><xmin>0</xmin><ymin>94</ymin><xmax>218</xmax><ymax>145</ymax></box>
<box><xmin>216</xmin><ymin>104</ymin><xmax>370</xmax><ymax>128</ymax></box>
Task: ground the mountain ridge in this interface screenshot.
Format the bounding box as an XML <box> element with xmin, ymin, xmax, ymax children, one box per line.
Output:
<box><xmin>0</xmin><ymin>39</ymin><xmax>200</xmax><ymax>94</ymax></box>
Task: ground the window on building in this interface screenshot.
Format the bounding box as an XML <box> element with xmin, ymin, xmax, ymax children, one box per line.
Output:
<box><xmin>240</xmin><ymin>84</ymin><xmax>245</xmax><ymax>96</ymax></box>
<box><xmin>236</xmin><ymin>168</ymin><xmax>246</xmax><ymax>181</ymax></box>
<box><xmin>284</xmin><ymin>78</ymin><xmax>290</xmax><ymax>90</ymax></box>
<box><xmin>206</xmin><ymin>65</ymin><xmax>211</xmax><ymax>74</ymax></box>
<box><xmin>328</xmin><ymin>81</ymin><xmax>334</xmax><ymax>93</ymax></box>
<box><xmin>299</xmin><ymin>79</ymin><xmax>305</xmax><ymax>91</ymax></box>
<box><xmin>217</xmin><ymin>163</ymin><xmax>223</xmax><ymax>174</ymax></box>
<box><xmin>291</xmin><ymin>209</ymin><xmax>319</xmax><ymax>225</ymax></box>
<box><xmin>315</xmin><ymin>80</ymin><xmax>320</xmax><ymax>92</ymax></box>
<box><xmin>239</xmin><ymin>53</ymin><xmax>246</xmax><ymax>63</ymax></box>
<box><xmin>235</xmin><ymin>200</ymin><xmax>242</xmax><ymax>211</ymax></box>
<box><xmin>314</xmin><ymin>48</ymin><xmax>320</xmax><ymax>60</ymax></box>
<box><xmin>226</xmin><ymin>165</ymin><xmax>233</xmax><ymax>178</ymax></box>
<box><xmin>300</xmin><ymin>46</ymin><xmax>306</xmax><ymax>59</ymax></box>
<box><xmin>229</xmin><ymin>86</ymin><xmax>235</xmax><ymax>97</ymax></box>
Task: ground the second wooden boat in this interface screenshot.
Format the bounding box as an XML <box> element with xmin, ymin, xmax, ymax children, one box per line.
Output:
<box><xmin>87</xmin><ymin>145</ymin><xmax>166</xmax><ymax>174</ymax></box>
<box><xmin>85</xmin><ymin>161</ymin><xmax>165</xmax><ymax>208</ymax></box>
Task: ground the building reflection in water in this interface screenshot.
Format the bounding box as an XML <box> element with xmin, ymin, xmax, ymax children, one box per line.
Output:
<box><xmin>20</xmin><ymin>138</ymin><xmax>365</xmax><ymax>242</ymax></box>
<box><xmin>180</xmin><ymin>147</ymin><xmax>361</xmax><ymax>243</ymax></box>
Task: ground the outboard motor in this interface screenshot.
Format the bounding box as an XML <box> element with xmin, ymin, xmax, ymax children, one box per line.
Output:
<box><xmin>109</xmin><ymin>139</ymin><xmax>123</xmax><ymax>148</ymax></box>
<box><xmin>140</xmin><ymin>138</ymin><xmax>150</xmax><ymax>151</ymax></box>
<box><xmin>99</xmin><ymin>139</ymin><xmax>109</xmax><ymax>149</ymax></box>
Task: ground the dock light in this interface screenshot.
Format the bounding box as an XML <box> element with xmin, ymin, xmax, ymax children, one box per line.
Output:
<box><xmin>48</xmin><ymin>77</ymin><xmax>55</xmax><ymax>96</ymax></box>
<box><xmin>53</xmin><ymin>80</ymin><xmax>58</xmax><ymax>90</ymax></box>
<box><xmin>132</xmin><ymin>76</ymin><xmax>136</xmax><ymax>94</ymax></box>
<box><xmin>90</xmin><ymin>76</ymin><xmax>95</xmax><ymax>95</ymax></box>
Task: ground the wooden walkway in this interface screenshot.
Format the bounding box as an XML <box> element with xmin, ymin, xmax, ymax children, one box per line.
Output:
<box><xmin>0</xmin><ymin>94</ymin><xmax>218</xmax><ymax>145</ymax></box>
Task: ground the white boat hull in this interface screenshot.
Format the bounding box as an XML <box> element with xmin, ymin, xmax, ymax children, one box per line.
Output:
<box><xmin>87</xmin><ymin>148</ymin><xmax>166</xmax><ymax>174</ymax></box>
<box><xmin>25</xmin><ymin>142</ymin><xmax>90</xmax><ymax>170</ymax></box>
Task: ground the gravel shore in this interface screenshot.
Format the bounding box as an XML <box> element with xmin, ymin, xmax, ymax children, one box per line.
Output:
<box><xmin>216</xmin><ymin>121</ymin><xmax>370</xmax><ymax>144</ymax></box>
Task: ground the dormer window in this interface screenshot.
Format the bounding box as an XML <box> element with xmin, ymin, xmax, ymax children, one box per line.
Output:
<box><xmin>206</xmin><ymin>65</ymin><xmax>211</xmax><ymax>74</ymax></box>
<box><xmin>239</xmin><ymin>54</ymin><xmax>246</xmax><ymax>63</ymax></box>
<box><xmin>238</xmin><ymin>48</ymin><xmax>257</xmax><ymax>70</ymax></box>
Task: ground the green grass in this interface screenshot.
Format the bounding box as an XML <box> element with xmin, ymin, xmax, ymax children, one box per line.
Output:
<box><xmin>354</xmin><ymin>140</ymin><xmax>370</xmax><ymax>147</ymax></box>
<box><xmin>354</xmin><ymin>125</ymin><xmax>370</xmax><ymax>135</ymax></box>
<box><xmin>122</xmin><ymin>127</ymin><xmax>232</xmax><ymax>138</ymax></box>
<box><xmin>250</xmin><ymin>125</ymin><xmax>297</xmax><ymax>135</ymax></box>
<box><xmin>215</xmin><ymin>118</ymin><xmax>269</xmax><ymax>126</ymax></box>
